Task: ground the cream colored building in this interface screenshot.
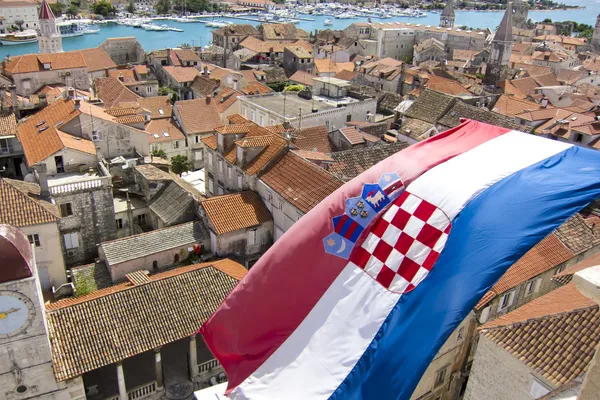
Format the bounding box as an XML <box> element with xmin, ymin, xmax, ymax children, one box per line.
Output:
<box><xmin>0</xmin><ymin>1</ymin><xmax>39</xmax><ymax>32</ymax></box>
<box><xmin>0</xmin><ymin>225</ymin><xmax>84</xmax><ymax>400</ymax></box>
<box><xmin>0</xmin><ymin>179</ymin><xmax>67</xmax><ymax>292</ymax></box>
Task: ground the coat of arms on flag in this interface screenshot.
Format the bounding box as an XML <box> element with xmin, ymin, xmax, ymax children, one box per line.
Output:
<box><xmin>324</xmin><ymin>172</ymin><xmax>450</xmax><ymax>294</ymax></box>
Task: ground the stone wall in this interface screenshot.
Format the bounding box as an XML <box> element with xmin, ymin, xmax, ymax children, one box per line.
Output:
<box><xmin>210</xmin><ymin>221</ymin><xmax>273</xmax><ymax>267</ymax></box>
<box><xmin>464</xmin><ymin>335</ymin><xmax>555</xmax><ymax>400</ymax></box>
<box><xmin>100</xmin><ymin>37</ymin><xmax>146</xmax><ymax>66</ymax></box>
<box><xmin>53</xmin><ymin>177</ymin><xmax>117</xmax><ymax>267</ymax></box>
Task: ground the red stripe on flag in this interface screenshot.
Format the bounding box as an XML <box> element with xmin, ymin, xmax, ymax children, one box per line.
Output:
<box><xmin>199</xmin><ymin>120</ymin><xmax>511</xmax><ymax>393</ymax></box>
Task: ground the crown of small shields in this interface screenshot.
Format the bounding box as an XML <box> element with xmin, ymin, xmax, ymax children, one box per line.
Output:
<box><xmin>324</xmin><ymin>172</ymin><xmax>404</xmax><ymax>259</ymax></box>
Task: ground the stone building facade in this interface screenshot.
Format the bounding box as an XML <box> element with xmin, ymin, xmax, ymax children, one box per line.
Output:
<box><xmin>50</xmin><ymin>176</ymin><xmax>117</xmax><ymax>267</ymax></box>
<box><xmin>0</xmin><ymin>226</ymin><xmax>85</xmax><ymax>400</ymax></box>
<box><xmin>100</xmin><ymin>37</ymin><xmax>146</xmax><ymax>66</ymax></box>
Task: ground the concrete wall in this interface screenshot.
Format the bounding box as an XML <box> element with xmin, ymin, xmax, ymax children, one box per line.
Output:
<box><xmin>204</xmin><ymin>148</ymin><xmax>252</xmax><ymax>195</ymax></box>
<box><xmin>376</xmin><ymin>28</ymin><xmax>415</xmax><ymax>60</ymax></box>
<box><xmin>240</xmin><ymin>97</ymin><xmax>377</xmax><ymax>131</ymax></box>
<box><xmin>0</xmin><ymin>4</ymin><xmax>39</xmax><ymax>31</ymax></box>
<box><xmin>40</xmin><ymin>148</ymin><xmax>97</xmax><ymax>177</ymax></box>
<box><xmin>101</xmin><ymin>239</ymin><xmax>211</xmax><ymax>282</ymax></box>
<box><xmin>54</xmin><ymin>178</ymin><xmax>117</xmax><ymax>267</ymax></box>
<box><xmin>114</xmin><ymin>207</ymin><xmax>149</xmax><ymax>239</ymax></box>
<box><xmin>464</xmin><ymin>335</ymin><xmax>556</xmax><ymax>400</ymax></box>
<box><xmin>9</xmin><ymin>68</ymin><xmax>89</xmax><ymax>96</ymax></box>
<box><xmin>20</xmin><ymin>222</ymin><xmax>67</xmax><ymax>290</ymax></box>
<box><xmin>256</xmin><ymin>179</ymin><xmax>301</xmax><ymax>241</ymax></box>
<box><xmin>211</xmin><ymin>221</ymin><xmax>273</xmax><ymax>267</ymax></box>
<box><xmin>100</xmin><ymin>38</ymin><xmax>145</xmax><ymax>66</ymax></box>
<box><xmin>62</xmin><ymin>114</ymin><xmax>150</xmax><ymax>160</ymax></box>
<box><xmin>0</xmin><ymin>276</ymin><xmax>86</xmax><ymax>400</ymax></box>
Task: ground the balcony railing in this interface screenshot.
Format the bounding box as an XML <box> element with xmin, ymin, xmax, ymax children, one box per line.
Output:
<box><xmin>128</xmin><ymin>381</ymin><xmax>157</xmax><ymax>400</ymax></box>
<box><xmin>198</xmin><ymin>358</ymin><xmax>220</xmax><ymax>374</ymax></box>
<box><xmin>102</xmin><ymin>380</ymin><xmax>158</xmax><ymax>400</ymax></box>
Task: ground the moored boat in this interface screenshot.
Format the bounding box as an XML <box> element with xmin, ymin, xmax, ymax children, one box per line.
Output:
<box><xmin>0</xmin><ymin>30</ymin><xmax>37</xmax><ymax>45</ymax></box>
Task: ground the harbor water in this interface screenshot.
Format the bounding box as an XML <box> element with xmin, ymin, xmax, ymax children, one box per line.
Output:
<box><xmin>1</xmin><ymin>0</ymin><xmax>598</xmax><ymax>57</ymax></box>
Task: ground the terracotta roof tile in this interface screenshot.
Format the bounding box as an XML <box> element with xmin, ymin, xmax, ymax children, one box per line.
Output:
<box><xmin>510</xmin><ymin>77</ymin><xmax>539</xmax><ymax>97</ymax></box>
<box><xmin>261</xmin><ymin>23</ymin><xmax>309</xmax><ymax>41</ymax></box>
<box><xmin>80</xmin><ymin>48</ymin><xmax>117</xmax><ymax>72</ymax></box>
<box><xmin>175</xmin><ymin>98</ymin><xmax>222</xmax><ymax>134</ymax></box>
<box><xmin>404</xmin><ymin>88</ymin><xmax>455</xmax><ymax>124</ymax></box>
<box><xmin>314</xmin><ymin>59</ymin><xmax>354</xmax><ymax>75</ymax></box>
<box><xmin>57</xmin><ymin>130</ymin><xmax>96</xmax><ymax>155</ymax></box>
<box><xmin>289</xmin><ymin>70</ymin><xmax>314</xmax><ymax>86</ymax></box>
<box><xmin>554</xmin><ymin>213</ymin><xmax>600</xmax><ymax>254</ymax></box>
<box><xmin>492</xmin><ymin>94</ymin><xmax>542</xmax><ymax>117</ymax></box>
<box><xmin>4</xmin><ymin>51</ymin><xmax>87</xmax><ymax>74</ymax></box>
<box><xmin>553</xmin><ymin>252</ymin><xmax>600</xmax><ymax>286</ymax></box>
<box><xmin>425</xmin><ymin>75</ymin><xmax>471</xmax><ymax>97</ymax></box>
<box><xmin>95</xmin><ymin>77</ymin><xmax>141</xmax><ymax>109</ymax></box>
<box><xmin>173</xmin><ymin>48</ymin><xmax>201</xmax><ymax>63</ymax></box>
<box><xmin>114</xmin><ymin>114</ymin><xmax>146</xmax><ymax>124</ymax></box>
<box><xmin>201</xmin><ymin>191</ymin><xmax>272</xmax><ymax>235</ymax></box>
<box><xmin>329</xmin><ymin>142</ymin><xmax>408</xmax><ymax>182</ymax></box>
<box><xmin>241</xmin><ymin>81</ymin><xmax>274</xmax><ymax>95</ymax></box>
<box><xmin>0</xmin><ymin>110</ymin><xmax>17</xmax><ymax>137</ymax></box>
<box><xmin>104</xmin><ymin>106</ymin><xmax>142</xmax><ymax>117</ymax></box>
<box><xmin>475</xmin><ymin>234</ymin><xmax>574</xmax><ymax>310</ymax></box>
<box><xmin>201</xmin><ymin>135</ymin><xmax>217</xmax><ymax>150</ymax></box>
<box><xmin>138</xmin><ymin>96</ymin><xmax>172</xmax><ymax>119</ymax></box>
<box><xmin>214</xmin><ymin>87</ymin><xmax>243</xmax><ymax>113</ymax></box>
<box><xmin>0</xmin><ymin>178</ymin><xmax>59</xmax><ymax>227</ymax></box>
<box><xmin>481</xmin><ymin>284</ymin><xmax>599</xmax><ymax>386</ymax></box>
<box><xmin>145</xmin><ymin>118</ymin><xmax>186</xmax><ymax>142</ymax></box>
<box><xmin>291</xmin><ymin>149</ymin><xmax>333</xmax><ymax>162</ymax></box>
<box><xmin>228</xmin><ymin>114</ymin><xmax>250</xmax><ymax>125</ymax></box>
<box><xmin>260</xmin><ymin>152</ymin><xmax>342</xmax><ymax>213</ymax></box>
<box><xmin>265</xmin><ymin>124</ymin><xmax>286</xmax><ymax>135</ymax></box>
<box><xmin>216</xmin><ymin>123</ymin><xmax>254</xmax><ymax>135</ymax></box>
<box><xmin>163</xmin><ymin>66</ymin><xmax>199</xmax><ymax>83</ymax></box>
<box><xmin>46</xmin><ymin>259</ymin><xmax>246</xmax><ymax>381</ymax></box>
<box><xmin>17</xmin><ymin>98</ymin><xmax>81</xmax><ymax>165</ymax></box>
<box><xmin>234</xmin><ymin>135</ymin><xmax>272</xmax><ymax>148</ymax></box>
<box><xmin>290</xmin><ymin>125</ymin><xmax>332</xmax><ymax>153</ymax></box>
<box><xmin>190</xmin><ymin>75</ymin><xmax>220</xmax><ymax>97</ymax></box>
<box><xmin>243</xmin><ymin>130</ymin><xmax>287</xmax><ymax>175</ymax></box>
<box><xmin>333</xmin><ymin>69</ymin><xmax>358</xmax><ymax>81</ymax></box>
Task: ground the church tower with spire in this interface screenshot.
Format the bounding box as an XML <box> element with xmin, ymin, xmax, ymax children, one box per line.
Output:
<box><xmin>592</xmin><ymin>14</ymin><xmax>600</xmax><ymax>49</ymax></box>
<box><xmin>38</xmin><ymin>0</ymin><xmax>62</xmax><ymax>54</ymax></box>
<box><xmin>440</xmin><ymin>0</ymin><xmax>455</xmax><ymax>28</ymax></box>
<box><xmin>483</xmin><ymin>2</ymin><xmax>514</xmax><ymax>86</ymax></box>
<box><xmin>512</xmin><ymin>0</ymin><xmax>529</xmax><ymax>30</ymax></box>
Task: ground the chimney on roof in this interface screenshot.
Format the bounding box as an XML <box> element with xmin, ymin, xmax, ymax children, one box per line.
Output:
<box><xmin>9</xmin><ymin>85</ymin><xmax>19</xmax><ymax>119</ymax></box>
<box><xmin>541</xmin><ymin>96</ymin><xmax>548</xmax><ymax>108</ymax></box>
<box><xmin>66</xmin><ymin>87</ymin><xmax>75</xmax><ymax>100</ymax></box>
<box><xmin>74</xmin><ymin>99</ymin><xmax>80</xmax><ymax>111</ymax></box>
<box><xmin>0</xmin><ymin>85</ymin><xmax>7</xmax><ymax>110</ymax></box>
<box><xmin>203</xmin><ymin>65</ymin><xmax>209</xmax><ymax>76</ymax></box>
<box><xmin>33</xmin><ymin>163</ymin><xmax>50</xmax><ymax>198</ymax></box>
<box><xmin>206</xmin><ymin>95</ymin><xmax>211</xmax><ymax>104</ymax></box>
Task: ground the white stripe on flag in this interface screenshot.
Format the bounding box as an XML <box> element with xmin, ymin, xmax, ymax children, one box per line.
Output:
<box><xmin>230</xmin><ymin>132</ymin><xmax>572</xmax><ymax>399</ymax></box>
<box><xmin>407</xmin><ymin>131</ymin><xmax>572</xmax><ymax>220</ymax></box>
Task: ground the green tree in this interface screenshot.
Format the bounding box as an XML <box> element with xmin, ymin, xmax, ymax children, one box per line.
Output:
<box><xmin>542</xmin><ymin>18</ymin><xmax>553</xmax><ymax>23</ymax></box>
<box><xmin>66</xmin><ymin>3</ymin><xmax>79</xmax><ymax>16</ymax></box>
<box><xmin>151</xmin><ymin>149</ymin><xmax>168</xmax><ymax>159</ymax></box>
<box><xmin>283</xmin><ymin>84</ymin><xmax>305</xmax><ymax>92</ymax></box>
<box><xmin>170</xmin><ymin>155</ymin><xmax>193</xmax><ymax>176</ymax></box>
<box><xmin>50</xmin><ymin>2</ymin><xmax>66</xmax><ymax>16</ymax></box>
<box><xmin>14</xmin><ymin>19</ymin><xmax>24</xmax><ymax>31</ymax></box>
<box><xmin>126</xmin><ymin>0</ymin><xmax>135</xmax><ymax>13</ymax></box>
<box><xmin>91</xmin><ymin>0</ymin><xmax>116</xmax><ymax>16</ymax></box>
<box><xmin>155</xmin><ymin>0</ymin><xmax>171</xmax><ymax>15</ymax></box>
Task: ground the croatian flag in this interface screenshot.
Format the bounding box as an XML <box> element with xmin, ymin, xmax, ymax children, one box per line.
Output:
<box><xmin>200</xmin><ymin>120</ymin><xmax>600</xmax><ymax>399</ymax></box>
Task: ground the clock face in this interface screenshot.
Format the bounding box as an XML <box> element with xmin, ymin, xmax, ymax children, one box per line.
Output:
<box><xmin>0</xmin><ymin>291</ymin><xmax>34</xmax><ymax>339</ymax></box>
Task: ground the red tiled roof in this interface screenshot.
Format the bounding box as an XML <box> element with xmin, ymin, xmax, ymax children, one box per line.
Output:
<box><xmin>260</xmin><ymin>152</ymin><xmax>342</xmax><ymax>213</ymax></box>
<box><xmin>201</xmin><ymin>191</ymin><xmax>272</xmax><ymax>235</ymax></box>
<box><xmin>17</xmin><ymin>98</ymin><xmax>82</xmax><ymax>165</ymax></box>
<box><xmin>475</xmin><ymin>234</ymin><xmax>574</xmax><ymax>310</ymax></box>
<box><xmin>553</xmin><ymin>251</ymin><xmax>600</xmax><ymax>286</ymax></box>
<box><xmin>214</xmin><ymin>87</ymin><xmax>243</xmax><ymax>113</ymax></box>
<box><xmin>175</xmin><ymin>98</ymin><xmax>222</xmax><ymax>135</ymax></box>
<box><xmin>481</xmin><ymin>283</ymin><xmax>599</xmax><ymax>386</ymax></box>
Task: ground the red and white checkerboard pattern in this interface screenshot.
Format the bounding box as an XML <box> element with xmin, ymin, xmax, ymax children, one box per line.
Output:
<box><xmin>349</xmin><ymin>191</ymin><xmax>451</xmax><ymax>294</ymax></box>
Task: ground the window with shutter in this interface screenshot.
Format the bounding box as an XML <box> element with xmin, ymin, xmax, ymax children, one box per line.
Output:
<box><xmin>479</xmin><ymin>306</ymin><xmax>490</xmax><ymax>324</ymax></box>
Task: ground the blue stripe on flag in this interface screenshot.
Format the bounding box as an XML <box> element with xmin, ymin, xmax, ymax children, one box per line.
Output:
<box><xmin>330</xmin><ymin>145</ymin><xmax>600</xmax><ymax>400</ymax></box>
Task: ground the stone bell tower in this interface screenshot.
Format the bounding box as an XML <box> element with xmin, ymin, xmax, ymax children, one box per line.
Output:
<box><xmin>38</xmin><ymin>0</ymin><xmax>63</xmax><ymax>54</ymax></box>
<box><xmin>483</xmin><ymin>2</ymin><xmax>514</xmax><ymax>87</ymax></box>
<box><xmin>440</xmin><ymin>0</ymin><xmax>455</xmax><ymax>28</ymax></box>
